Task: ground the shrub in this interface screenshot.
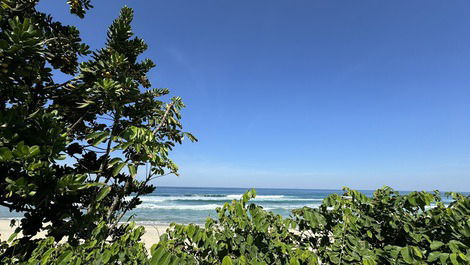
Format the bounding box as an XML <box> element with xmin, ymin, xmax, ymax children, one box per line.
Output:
<box><xmin>2</xmin><ymin>187</ymin><xmax>468</xmax><ymax>264</ymax></box>
<box><xmin>158</xmin><ymin>187</ymin><xmax>470</xmax><ymax>265</ymax></box>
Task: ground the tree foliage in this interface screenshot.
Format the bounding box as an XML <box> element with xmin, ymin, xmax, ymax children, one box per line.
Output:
<box><xmin>0</xmin><ymin>0</ymin><xmax>195</xmax><ymax>259</ymax></box>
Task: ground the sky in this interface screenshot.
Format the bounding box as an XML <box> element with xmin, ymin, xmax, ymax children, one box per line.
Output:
<box><xmin>39</xmin><ymin>0</ymin><xmax>470</xmax><ymax>191</ymax></box>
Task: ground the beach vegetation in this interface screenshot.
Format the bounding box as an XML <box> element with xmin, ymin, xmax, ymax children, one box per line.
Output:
<box><xmin>0</xmin><ymin>1</ymin><xmax>469</xmax><ymax>265</ymax></box>
<box><xmin>157</xmin><ymin>187</ymin><xmax>470</xmax><ymax>265</ymax></box>
<box><xmin>1</xmin><ymin>187</ymin><xmax>468</xmax><ymax>264</ymax></box>
<box><xmin>0</xmin><ymin>0</ymin><xmax>195</xmax><ymax>260</ymax></box>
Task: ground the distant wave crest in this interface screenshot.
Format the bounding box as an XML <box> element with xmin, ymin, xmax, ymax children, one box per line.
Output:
<box><xmin>135</xmin><ymin>202</ymin><xmax>322</xmax><ymax>211</ymax></box>
<box><xmin>137</xmin><ymin>203</ymin><xmax>222</xmax><ymax>210</ymax></box>
<box><xmin>132</xmin><ymin>195</ymin><xmax>323</xmax><ymax>203</ymax></box>
<box><xmin>131</xmin><ymin>193</ymin><xmax>324</xmax><ymax>213</ymax></box>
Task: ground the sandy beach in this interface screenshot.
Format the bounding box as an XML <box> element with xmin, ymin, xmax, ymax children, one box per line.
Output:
<box><xmin>0</xmin><ymin>219</ymin><xmax>169</xmax><ymax>249</ymax></box>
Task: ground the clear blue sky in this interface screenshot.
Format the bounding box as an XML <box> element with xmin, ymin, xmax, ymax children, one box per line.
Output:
<box><xmin>40</xmin><ymin>1</ymin><xmax>470</xmax><ymax>191</ymax></box>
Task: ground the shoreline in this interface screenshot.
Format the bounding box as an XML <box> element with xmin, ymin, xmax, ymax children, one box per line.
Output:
<box><xmin>0</xmin><ymin>219</ymin><xmax>169</xmax><ymax>249</ymax></box>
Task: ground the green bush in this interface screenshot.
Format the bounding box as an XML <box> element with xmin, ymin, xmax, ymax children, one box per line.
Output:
<box><xmin>1</xmin><ymin>187</ymin><xmax>468</xmax><ymax>264</ymax></box>
<box><xmin>1</xmin><ymin>223</ymin><xmax>150</xmax><ymax>265</ymax></box>
<box><xmin>158</xmin><ymin>187</ymin><xmax>469</xmax><ymax>265</ymax></box>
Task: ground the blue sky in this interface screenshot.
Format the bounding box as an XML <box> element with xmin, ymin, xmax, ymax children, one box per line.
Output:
<box><xmin>40</xmin><ymin>1</ymin><xmax>470</xmax><ymax>191</ymax></box>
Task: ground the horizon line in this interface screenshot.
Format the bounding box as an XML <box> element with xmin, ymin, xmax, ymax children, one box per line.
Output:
<box><xmin>153</xmin><ymin>185</ymin><xmax>470</xmax><ymax>194</ymax></box>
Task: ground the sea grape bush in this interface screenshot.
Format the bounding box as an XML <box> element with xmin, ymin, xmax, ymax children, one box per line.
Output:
<box><xmin>0</xmin><ymin>221</ymin><xmax>194</xmax><ymax>264</ymax></box>
<box><xmin>157</xmin><ymin>187</ymin><xmax>469</xmax><ymax>265</ymax></box>
<box><xmin>291</xmin><ymin>187</ymin><xmax>470</xmax><ymax>264</ymax></box>
<box><xmin>1</xmin><ymin>187</ymin><xmax>468</xmax><ymax>264</ymax></box>
<box><xmin>158</xmin><ymin>189</ymin><xmax>318</xmax><ymax>265</ymax></box>
<box><xmin>0</xmin><ymin>221</ymin><xmax>193</xmax><ymax>264</ymax></box>
<box><xmin>1</xmin><ymin>222</ymin><xmax>151</xmax><ymax>265</ymax></box>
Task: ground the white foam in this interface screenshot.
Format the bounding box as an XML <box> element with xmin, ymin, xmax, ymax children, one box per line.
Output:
<box><xmin>137</xmin><ymin>203</ymin><xmax>221</xmax><ymax>210</ymax></box>
<box><xmin>253</xmin><ymin>197</ymin><xmax>322</xmax><ymax>202</ymax></box>
<box><xmin>130</xmin><ymin>195</ymin><xmax>323</xmax><ymax>202</ymax></box>
<box><xmin>135</xmin><ymin>201</ymin><xmax>324</xmax><ymax>211</ymax></box>
<box><xmin>226</xmin><ymin>194</ymin><xmax>243</xmax><ymax>199</ymax></box>
<box><xmin>256</xmin><ymin>195</ymin><xmax>285</xmax><ymax>199</ymax></box>
<box><xmin>227</xmin><ymin>194</ymin><xmax>287</xmax><ymax>200</ymax></box>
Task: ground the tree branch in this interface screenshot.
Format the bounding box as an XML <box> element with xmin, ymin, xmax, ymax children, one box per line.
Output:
<box><xmin>68</xmin><ymin>110</ymin><xmax>89</xmax><ymax>133</ymax></box>
<box><xmin>148</xmin><ymin>171</ymin><xmax>176</xmax><ymax>181</ymax></box>
<box><xmin>95</xmin><ymin>114</ymin><xmax>120</xmax><ymax>183</ymax></box>
<box><xmin>106</xmin><ymin>178</ymin><xmax>132</xmax><ymax>228</ymax></box>
<box><xmin>43</xmin><ymin>78</ymin><xmax>76</xmax><ymax>90</ymax></box>
<box><xmin>106</xmin><ymin>102</ymin><xmax>177</xmax><ymax>233</ymax></box>
<box><xmin>153</xmin><ymin>102</ymin><xmax>174</xmax><ymax>133</ymax></box>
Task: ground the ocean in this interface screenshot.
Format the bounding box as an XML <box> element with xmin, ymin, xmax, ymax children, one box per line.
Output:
<box><xmin>0</xmin><ymin>186</ymin><xmax>462</xmax><ymax>225</ymax></box>
<box><xmin>126</xmin><ymin>186</ymin><xmax>344</xmax><ymax>224</ymax></box>
<box><xmin>123</xmin><ymin>186</ymin><xmax>460</xmax><ymax>224</ymax></box>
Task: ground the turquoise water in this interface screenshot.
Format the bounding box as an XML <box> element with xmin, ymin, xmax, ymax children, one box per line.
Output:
<box><xmin>0</xmin><ymin>186</ymin><xmax>463</xmax><ymax>225</ymax></box>
<box><xmin>123</xmin><ymin>186</ymin><xmax>460</xmax><ymax>224</ymax></box>
<box><xmin>126</xmin><ymin>186</ymin><xmax>343</xmax><ymax>224</ymax></box>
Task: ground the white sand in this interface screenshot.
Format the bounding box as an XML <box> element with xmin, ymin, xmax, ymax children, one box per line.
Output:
<box><xmin>0</xmin><ymin>219</ymin><xmax>169</xmax><ymax>249</ymax></box>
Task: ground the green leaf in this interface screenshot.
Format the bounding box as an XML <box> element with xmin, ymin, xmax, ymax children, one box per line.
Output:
<box><xmin>107</xmin><ymin>157</ymin><xmax>122</xmax><ymax>169</ymax></box>
<box><xmin>458</xmin><ymin>253</ymin><xmax>467</xmax><ymax>261</ymax></box>
<box><xmin>412</xmin><ymin>246</ymin><xmax>423</xmax><ymax>259</ymax></box>
<box><xmin>449</xmin><ymin>253</ymin><xmax>459</xmax><ymax>265</ymax></box>
<box><xmin>112</xmin><ymin>162</ymin><xmax>126</xmax><ymax>176</ymax></box>
<box><xmin>0</xmin><ymin>147</ymin><xmax>13</xmax><ymax>161</ymax></box>
<box><xmin>57</xmin><ymin>250</ymin><xmax>73</xmax><ymax>265</ymax></box>
<box><xmin>40</xmin><ymin>248</ymin><xmax>55</xmax><ymax>265</ymax></box>
<box><xmin>362</xmin><ymin>257</ymin><xmax>377</xmax><ymax>265</ymax></box>
<box><xmin>400</xmin><ymin>247</ymin><xmax>414</xmax><ymax>264</ymax></box>
<box><xmin>290</xmin><ymin>259</ymin><xmax>300</xmax><ymax>265</ymax></box>
<box><xmin>128</xmin><ymin>164</ymin><xmax>137</xmax><ymax>178</ymax></box>
<box><xmin>101</xmin><ymin>250</ymin><xmax>111</xmax><ymax>263</ymax></box>
<box><xmin>113</xmin><ymin>141</ymin><xmax>132</xmax><ymax>151</ymax></box>
<box><xmin>29</xmin><ymin>145</ymin><xmax>40</xmax><ymax>157</ymax></box>
<box><xmin>159</xmin><ymin>252</ymin><xmax>171</xmax><ymax>265</ymax></box>
<box><xmin>430</xmin><ymin>241</ymin><xmax>444</xmax><ymax>250</ymax></box>
<box><xmin>7</xmin><ymin>228</ymin><xmax>20</xmax><ymax>242</ymax></box>
<box><xmin>150</xmin><ymin>246</ymin><xmax>166</xmax><ymax>264</ymax></box>
<box><xmin>235</xmin><ymin>202</ymin><xmax>244</xmax><ymax>216</ymax></box>
<box><xmin>96</xmin><ymin>186</ymin><xmax>111</xmax><ymax>201</ymax></box>
<box><xmin>86</xmin><ymin>131</ymin><xmax>109</xmax><ymax>146</ymax></box>
<box><xmin>440</xmin><ymin>253</ymin><xmax>449</xmax><ymax>264</ymax></box>
<box><xmin>222</xmin><ymin>256</ymin><xmax>233</xmax><ymax>265</ymax></box>
<box><xmin>86</xmin><ymin>131</ymin><xmax>106</xmax><ymax>140</ymax></box>
<box><xmin>91</xmin><ymin>132</ymin><xmax>109</xmax><ymax>146</ymax></box>
<box><xmin>427</xmin><ymin>252</ymin><xmax>441</xmax><ymax>262</ymax></box>
<box><xmin>183</xmin><ymin>132</ymin><xmax>198</xmax><ymax>142</ymax></box>
<box><xmin>77</xmin><ymin>99</ymin><xmax>94</xmax><ymax>108</ymax></box>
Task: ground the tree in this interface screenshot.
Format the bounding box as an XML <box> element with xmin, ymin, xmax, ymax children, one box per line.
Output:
<box><xmin>0</xmin><ymin>0</ymin><xmax>196</xmax><ymax>255</ymax></box>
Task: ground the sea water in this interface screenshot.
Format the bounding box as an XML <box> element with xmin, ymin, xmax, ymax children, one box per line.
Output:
<box><xmin>126</xmin><ymin>186</ymin><xmax>342</xmax><ymax>224</ymax></box>
<box><xmin>123</xmin><ymin>186</ymin><xmax>460</xmax><ymax>224</ymax></box>
<box><xmin>0</xmin><ymin>186</ymin><xmax>462</xmax><ymax>225</ymax></box>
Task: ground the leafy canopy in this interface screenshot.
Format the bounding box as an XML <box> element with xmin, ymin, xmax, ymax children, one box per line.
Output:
<box><xmin>0</xmin><ymin>0</ymin><xmax>195</xmax><ymax>258</ymax></box>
